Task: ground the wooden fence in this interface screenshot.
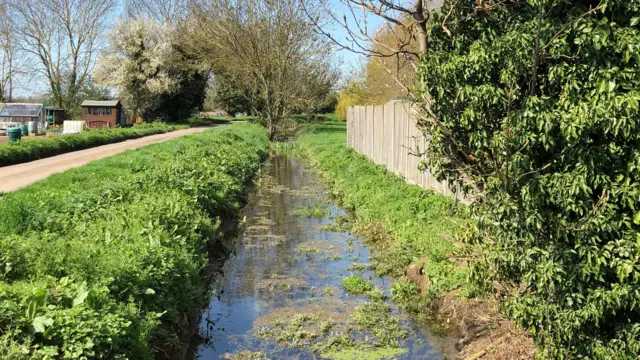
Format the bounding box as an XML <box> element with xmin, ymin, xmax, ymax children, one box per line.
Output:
<box><xmin>346</xmin><ymin>102</ymin><xmax>458</xmax><ymax>198</ymax></box>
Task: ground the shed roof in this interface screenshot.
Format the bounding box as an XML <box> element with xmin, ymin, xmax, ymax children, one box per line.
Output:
<box><xmin>0</xmin><ymin>103</ymin><xmax>44</xmax><ymax>117</ymax></box>
<box><xmin>82</xmin><ymin>100</ymin><xmax>120</xmax><ymax>107</ymax></box>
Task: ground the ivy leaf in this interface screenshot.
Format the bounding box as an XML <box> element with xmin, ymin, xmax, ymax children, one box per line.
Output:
<box><xmin>145</xmin><ymin>288</ymin><xmax>156</xmax><ymax>295</ymax></box>
<box><xmin>634</xmin><ymin>212</ymin><xmax>640</xmax><ymax>225</ymax></box>
<box><xmin>32</xmin><ymin>316</ymin><xmax>54</xmax><ymax>334</ymax></box>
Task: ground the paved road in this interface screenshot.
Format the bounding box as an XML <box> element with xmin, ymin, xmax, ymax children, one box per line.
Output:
<box><xmin>0</xmin><ymin>126</ymin><xmax>215</xmax><ymax>193</ymax></box>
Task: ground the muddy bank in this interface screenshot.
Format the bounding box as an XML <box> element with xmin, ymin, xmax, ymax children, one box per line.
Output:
<box><xmin>188</xmin><ymin>156</ymin><xmax>458</xmax><ymax>359</ymax></box>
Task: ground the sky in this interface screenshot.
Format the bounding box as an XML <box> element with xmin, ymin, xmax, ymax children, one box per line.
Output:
<box><xmin>327</xmin><ymin>0</ymin><xmax>385</xmax><ymax>84</ymax></box>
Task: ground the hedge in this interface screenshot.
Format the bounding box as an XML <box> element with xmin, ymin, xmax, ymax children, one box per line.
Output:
<box><xmin>0</xmin><ymin>124</ymin><xmax>269</xmax><ymax>359</ymax></box>
<box><xmin>0</xmin><ymin>123</ymin><xmax>188</xmax><ymax>167</ymax></box>
<box><xmin>419</xmin><ymin>1</ymin><xmax>640</xmax><ymax>357</ymax></box>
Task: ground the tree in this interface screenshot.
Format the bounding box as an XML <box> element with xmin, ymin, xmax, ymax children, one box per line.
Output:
<box><xmin>9</xmin><ymin>0</ymin><xmax>116</xmax><ymax>112</ymax></box>
<box><xmin>303</xmin><ymin>0</ymin><xmax>441</xmax><ymax>101</ymax></box>
<box><xmin>207</xmin><ymin>73</ymin><xmax>251</xmax><ymax>115</ymax></box>
<box><xmin>335</xmin><ymin>80</ymin><xmax>370</xmax><ymax>120</ymax></box>
<box><xmin>419</xmin><ymin>0</ymin><xmax>640</xmax><ymax>357</ymax></box>
<box><xmin>364</xmin><ymin>17</ymin><xmax>419</xmax><ymax>103</ymax></box>
<box><xmin>0</xmin><ymin>2</ymin><xmax>20</xmax><ymax>102</ymax></box>
<box><xmin>188</xmin><ymin>0</ymin><xmax>337</xmax><ymax>139</ymax></box>
<box><xmin>96</xmin><ymin>19</ymin><xmax>208</xmax><ymax>122</ymax></box>
<box><xmin>125</xmin><ymin>0</ymin><xmax>189</xmax><ymax>24</ymax></box>
<box><xmin>95</xmin><ymin>20</ymin><xmax>180</xmax><ymax>120</ymax></box>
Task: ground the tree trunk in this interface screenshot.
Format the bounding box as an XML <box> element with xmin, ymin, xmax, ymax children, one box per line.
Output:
<box><xmin>268</xmin><ymin>120</ymin><xmax>277</xmax><ymax>141</ymax></box>
<box><xmin>413</xmin><ymin>0</ymin><xmax>428</xmax><ymax>55</ymax></box>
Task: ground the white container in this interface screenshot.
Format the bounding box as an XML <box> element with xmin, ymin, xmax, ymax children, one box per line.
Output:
<box><xmin>63</xmin><ymin>120</ymin><xmax>86</xmax><ymax>134</ymax></box>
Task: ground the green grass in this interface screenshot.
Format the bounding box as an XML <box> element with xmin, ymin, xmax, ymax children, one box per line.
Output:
<box><xmin>0</xmin><ymin>123</ymin><xmax>188</xmax><ymax>167</ymax></box>
<box><xmin>297</xmin><ymin>123</ymin><xmax>472</xmax><ymax>296</ymax></box>
<box><xmin>0</xmin><ymin>124</ymin><xmax>269</xmax><ymax>358</ymax></box>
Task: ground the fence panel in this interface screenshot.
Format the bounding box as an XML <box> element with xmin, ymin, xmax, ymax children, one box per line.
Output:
<box><xmin>346</xmin><ymin>102</ymin><xmax>459</xmax><ymax>199</ymax></box>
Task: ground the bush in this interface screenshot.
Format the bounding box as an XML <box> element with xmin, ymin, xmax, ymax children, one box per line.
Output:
<box><xmin>0</xmin><ymin>123</ymin><xmax>188</xmax><ymax>167</ymax></box>
<box><xmin>0</xmin><ymin>124</ymin><xmax>269</xmax><ymax>358</ymax></box>
<box><xmin>419</xmin><ymin>1</ymin><xmax>640</xmax><ymax>357</ymax></box>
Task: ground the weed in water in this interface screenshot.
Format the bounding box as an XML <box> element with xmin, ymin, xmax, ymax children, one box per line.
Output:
<box><xmin>342</xmin><ymin>274</ymin><xmax>373</xmax><ymax>294</ymax></box>
<box><xmin>321</xmin><ymin>347</ymin><xmax>407</xmax><ymax>360</ymax></box>
<box><xmin>291</xmin><ymin>205</ymin><xmax>330</xmax><ymax>219</ymax></box>
<box><xmin>365</xmin><ymin>288</ymin><xmax>387</xmax><ymax>302</ymax></box>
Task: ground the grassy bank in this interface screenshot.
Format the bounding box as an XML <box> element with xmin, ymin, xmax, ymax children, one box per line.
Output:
<box><xmin>0</xmin><ymin>124</ymin><xmax>269</xmax><ymax>358</ymax></box>
<box><xmin>296</xmin><ymin>123</ymin><xmax>470</xmax><ymax>295</ymax></box>
<box><xmin>296</xmin><ymin>123</ymin><xmax>535</xmax><ymax>357</ymax></box>
<box><xmin>0</xmin><ymin>123</ymin><xmax>188</xmax><ymax>167</ymax></box>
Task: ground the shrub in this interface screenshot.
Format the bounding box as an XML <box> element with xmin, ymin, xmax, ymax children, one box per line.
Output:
<box><xmin>418</xmin><ymin>1</ymin><xmax>640</xmax><ymax>357</ymax></box>
<box><xmin>0</xmin><ymin>124</ymin><xmax>269</xmax><ymax>358</ymax></box>
<box><xmin>0</xmin><ymin>123</ymin><xmax>188</xmax><ymax>167</ymax></box>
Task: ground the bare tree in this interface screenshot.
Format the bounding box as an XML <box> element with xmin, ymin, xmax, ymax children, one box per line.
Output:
<box><xmin>125</xmin><ymin>0</ymin><xmax>190</xmax><ymax>24</ymax></box>
<box><xmin>302</xmin><ymin>0</ymin><xmax>442</xmax><ymax>102</ymax></box>
<box><xmin>305</xmin><ymin>0</ymin><xmax>442</xmax><ymax>58</ymax></box>
<box><xmin>0</xmin><ymin>1</ymin><xmax>19</xmax><ymax>101</ymax></box>
<box><xmin>187</xmin><ymin>0</ymin><xmax>337</xmax><ymax>139</ymax></box>
<box><xmin>8</xmin><ymin>0</ymin><xmax>116</xmax><ymax>113</ymax></box>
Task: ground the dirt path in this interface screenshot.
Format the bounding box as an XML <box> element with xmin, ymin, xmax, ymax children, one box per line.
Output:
<box><xmin>0</xmin><ymin>126</ymin><xmax>217</xmax><ymax>193</ymax></box>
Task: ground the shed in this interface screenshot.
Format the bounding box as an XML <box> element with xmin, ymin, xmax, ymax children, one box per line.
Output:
<box><xmin>81</xmin><ymin>100</ymin><xmax>124</xmax><ymax>128</ymax></box>
<box><xmin>0</xmin><ymin>103</ymin><xmax>47</xmax><ymax>133</ymax></box>
<box><xmin>44</xmin><ymin>106</ymin><xmax>67</xmax><ymax>125</ymax></box>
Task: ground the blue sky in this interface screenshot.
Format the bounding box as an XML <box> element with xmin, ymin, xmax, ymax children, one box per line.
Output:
<box><xmin>327</xmin><ymin>0</ymin><xmax>385</xmax><ymax>83</ymax></box>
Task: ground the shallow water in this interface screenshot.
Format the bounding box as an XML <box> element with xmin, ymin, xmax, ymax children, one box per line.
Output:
<box><xmin>193</xmin><ymin>156</ymin><xmax>456</xmax><ymax>360</ymax></box>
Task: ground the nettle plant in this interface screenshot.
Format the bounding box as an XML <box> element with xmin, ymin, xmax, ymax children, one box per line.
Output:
<box><xmin>418</xmin><ymin>0</ymin><xmax>640</xmax><ymax>357</ymax></box>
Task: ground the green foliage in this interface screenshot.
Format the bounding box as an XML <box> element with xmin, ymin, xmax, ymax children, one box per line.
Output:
<box><xmin>0</xmin><ymin>124</ymin><xmax>269</xmax><ymax>358</ymax></box>
<box><xmin>208</xmin><ymin>73</ymin><xmax>252</xmax><ymax>115</ymax></box>
<box><xmin>390</xmin><ymin>282</ymin><xmax>418</xmax><ymax>303</ymax></box>
<box><xmin>297</xmin><ymin>123</ymin><xmax>469</xmax><ymax>292</ymax></box>
<box><xmin>149</xmin><ymin>70</ymin><xmax>208</xmax><ymax>122</ymax></box>
<box><xmin>181</xmin><ymin>116</ymin><xmax>231</xmax><ymax>127</ymax></box>
<box><xmin>342</xmin><ymin>275</ymin><xmax>373</xmax><ymax>294</ymax></box>
<box><xmin>0</xmin><ymin>123</ymin><xmax>187</xmax><ymax>167</ymax></box>
<box><xmin>419</xmin><ymin>0</ymin><xmax>640</xmax><ymax>357</ymax></box>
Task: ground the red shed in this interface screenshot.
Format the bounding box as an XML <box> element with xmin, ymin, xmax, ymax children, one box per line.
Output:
<box><xmin>81</xmin><ymin>100</ymin><xmax>124</xmax><ymax>128</ymax></box>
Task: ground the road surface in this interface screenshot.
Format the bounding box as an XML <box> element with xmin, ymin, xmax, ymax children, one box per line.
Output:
<box><xmin>0</xmin><ymin>126</ymin><xmax>215</xmax><ymax>193</ymax></box>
